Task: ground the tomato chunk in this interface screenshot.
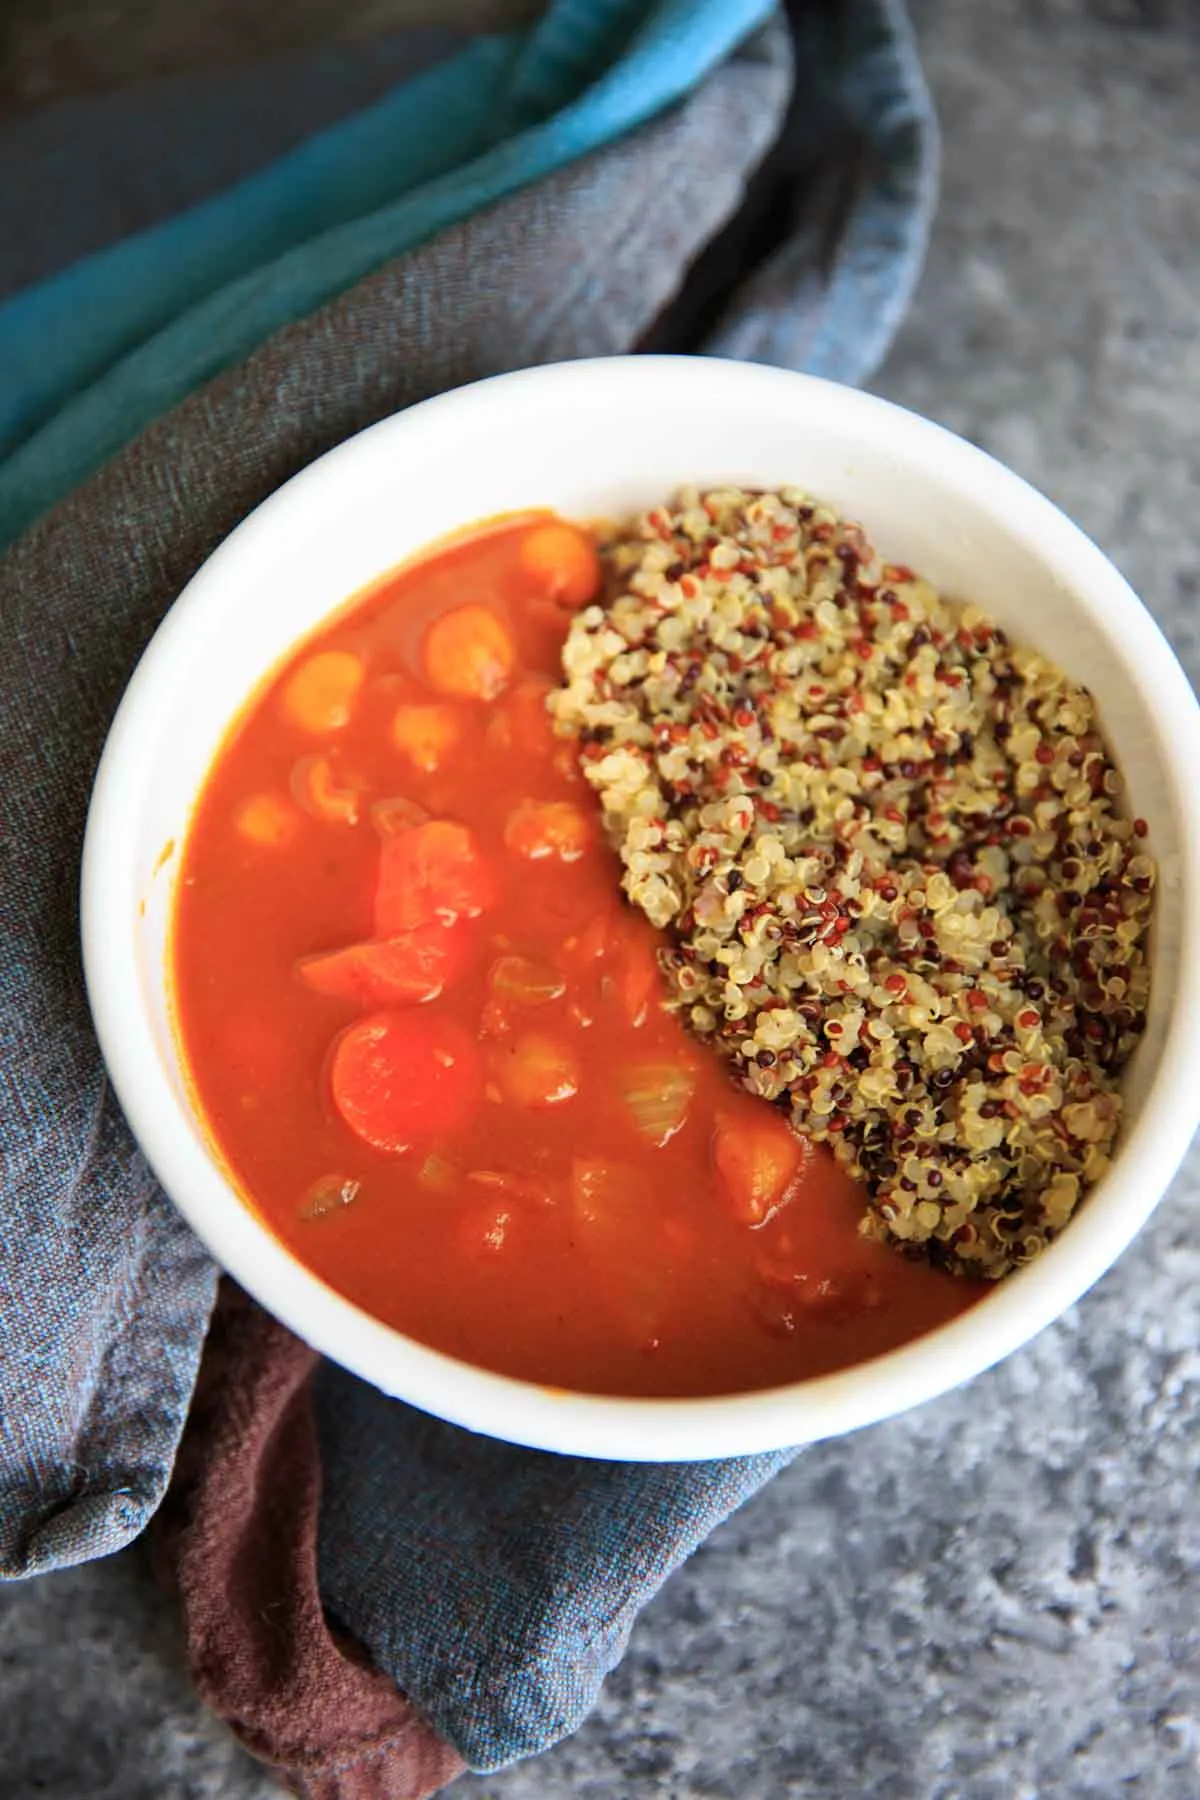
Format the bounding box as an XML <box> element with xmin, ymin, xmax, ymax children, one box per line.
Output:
<box><xmin>423</xmin><ymin>604</ymin><xmax>514</xmax><ymax>702</ymax></box>
<box><xmin>519</xmin><ymin>522</ymin><xmax>602</xmax><ymax>610</ymax></box>
<box><xmin>330</xmin><ymin>1012</ymin><xmax>482</xmax><ymax>1152</ymax></box>
<box><xmin>713</xmin><ymin>1105</ymin><xmax>807</xmax><ymax>1226</ymax></box>
<box><xmin>497</xmin><ymin>1032</ymin><xmax>579</xmax><ymax>1108</ymax></box>
<box><xmin>504</xmin><ymin>798</ymin><xmax>593</xmax><ymax>863</ymax></box>
<box><xmin>298</xmin><ymin>923</ymin><xmax>470</xmax><ymax>1006</ymax></box>
<box><xmin>375</xmin><ymin>819</ymin><xmax>496</xmax><ymax>933</ymax></box>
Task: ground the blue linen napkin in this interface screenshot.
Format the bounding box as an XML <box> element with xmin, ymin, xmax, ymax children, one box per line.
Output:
<box><xmin>0</xmin><ymin>0</ymin><xmax>777</xmax><ymax>553</ymax></box>
<box><xmin>316</xmin><ymin>1367</ymin><xmax>796</xmax><ymax>1768</ymax></box>
<box><xmin>0</xmin><ymin>0</ymin><xmax>938</xmax><ymax>1773</ymax></box>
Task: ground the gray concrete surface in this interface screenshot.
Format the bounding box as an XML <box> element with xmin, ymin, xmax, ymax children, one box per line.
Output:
<box><xmin>2</xmin><ymin>2</ymin><xmax>1198</xmax><ymax>1795</ymax></box>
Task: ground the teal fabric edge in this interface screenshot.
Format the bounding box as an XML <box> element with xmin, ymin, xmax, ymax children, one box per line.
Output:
<box><xmin>0</xmin><ymin>0</ymin><xmax>777</xmax><ymax>556</ymax></box>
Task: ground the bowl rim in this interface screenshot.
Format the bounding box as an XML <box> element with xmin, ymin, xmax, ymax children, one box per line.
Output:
<box><xmin>81</xmin><ymin>354</ymin><xmax>1200</xmax><ymax>1461</ymax></box>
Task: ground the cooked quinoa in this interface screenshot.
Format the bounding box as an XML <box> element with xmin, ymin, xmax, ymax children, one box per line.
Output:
<box><xmin>550</xmin><ymin>487</ymin><xmax>1155</xmax><ymax>1279</ymax></box>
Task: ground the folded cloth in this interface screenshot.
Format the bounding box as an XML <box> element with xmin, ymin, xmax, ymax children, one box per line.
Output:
<box><xmin>154</xmin><ymin>1283</ymin><xmax>468</xmax><ymax>1800</ymax></box>
<box><xmin>0</xmin><ymin>0</ymin><xmax>781</xmax><ymax>553</ymax></box>
<box><xmin>0</xmin><ymin>0</ymin><xmax>789</xmax><ymax>1585</ymax></box>
<box><xmin>0</xmin><ymin>0</ymin><xmax>938</xmax><ymax>1785</ymax></box>
<box><xmin>157</xmin><ymin>1281</ymin><xmax>792</xmax><ymax>1794</ymax></box>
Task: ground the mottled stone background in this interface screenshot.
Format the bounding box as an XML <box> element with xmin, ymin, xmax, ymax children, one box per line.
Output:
<box><xmin>1</xmin><ymin>2</ymin><xmax>1198</xmax><ymax>1795</ymax></box>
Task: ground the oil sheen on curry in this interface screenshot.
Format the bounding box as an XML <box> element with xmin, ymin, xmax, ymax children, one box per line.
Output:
<box><xmin>172</xmin><ymin>515</ymin><xmax>977</xmax><ymax>1397</ymax></box>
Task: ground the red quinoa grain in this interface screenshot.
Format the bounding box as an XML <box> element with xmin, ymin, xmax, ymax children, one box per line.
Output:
<box><xmin>552</xmin><ymin>487</ymin><xmax>1155</xmax><ymax>1278</ymax></box>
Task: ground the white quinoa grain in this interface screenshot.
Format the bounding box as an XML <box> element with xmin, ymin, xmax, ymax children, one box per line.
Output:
<box><xmin>552</xmin><ymin>488</ymin><xmax>1155</xmax><ymax>1279</ymax></box>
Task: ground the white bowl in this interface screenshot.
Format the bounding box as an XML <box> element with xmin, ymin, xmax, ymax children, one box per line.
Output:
<box><xmin>82</xmin><ymin>356</ymin><xmax>1200</xmax><ymax>1461</ymax></box>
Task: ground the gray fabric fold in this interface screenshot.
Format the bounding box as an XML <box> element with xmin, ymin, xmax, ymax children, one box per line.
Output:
<box><xmin>0</xmin><ymin>0</ymin><xmax>938</xmax><ymax>1584</ymax></box>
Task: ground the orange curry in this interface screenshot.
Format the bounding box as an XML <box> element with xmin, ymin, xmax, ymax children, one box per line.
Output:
<box><xmin>172</xmin><ymin>515</ymin><xmax>977</xmax><ymax>1396</ymax></box>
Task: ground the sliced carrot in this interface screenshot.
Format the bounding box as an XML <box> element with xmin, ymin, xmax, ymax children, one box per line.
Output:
<box><xmin>280</xmin><ymin>650</ymin><xmax>364</xmax><ymax>733</ymax></box>
<box><xmin>504</xmin><ymin>798</ymin><xmax>593</xmax><ymax>863</ymax></box>
<box><xmin>519</xmin><ymin>522</ymin><xmax>602</xmax><ymax>610</ymax></box>
<box><xmin>392</xmin><ymin>703</ymin><xmax>463</xmax><ymax>773</ymax></box>
<box><xmin>235</xmin><ymin>793</ymin><xmax>296</xmax><ymax>848</ymax></box>
<box><xmin>298</xmin><ymin>923</ymin><xmax>470</xmax><ymax>1006</ymax></box>
<box><xmin>497</xmin><ymin>1032</ymin><xmax>579</xmax><ymax>1108</ymax></box>
<box><xmin>330</xmin><ymin>1011</ymin><xmax>482</xmax><ymax>1153</ymax></box>
<box><xmin>290</xmin><ymin>754</ymin><xmax>360</xmax><ymax>825</ymax></box>
<box><xmin>713</xmin><ymin>1105</ymin><xmax>807</xmax><ymax>1226</ymax></box>
<box><xmin>374</xmin><ymin>819</ymin><xmax>496</xmax><ymax>934</ymax></box>
<box><xmin>422</xmin><ymin>604</ymin><xmax>515</xmax><ymax>702</ymax></box>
